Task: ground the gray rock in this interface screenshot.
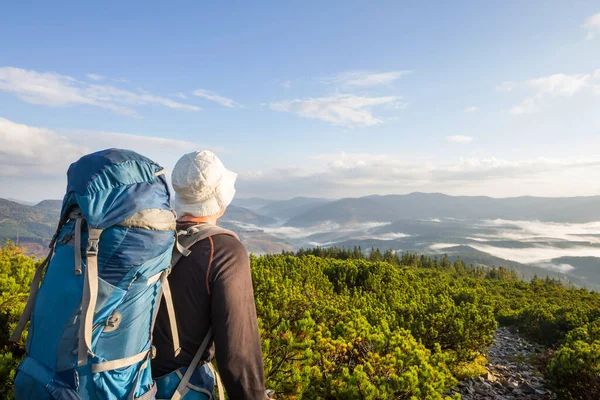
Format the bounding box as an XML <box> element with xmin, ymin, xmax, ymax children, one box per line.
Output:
<box><xmin>447</xmin><ymin>327</ymin><xmax>556</xmax><ymax>399</ymax></box>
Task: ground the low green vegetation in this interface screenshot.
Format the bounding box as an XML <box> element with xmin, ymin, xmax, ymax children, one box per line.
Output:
<box><xmin>1</xmin><ymin>243</ymin><xmax>599</xmax><ymax>399</ymax></box>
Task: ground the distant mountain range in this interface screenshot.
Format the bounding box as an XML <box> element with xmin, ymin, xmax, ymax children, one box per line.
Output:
<box><xmin>2</xmin><ymin>193</ymin><xmax>599</xmax><ymax>291</ymax></box>
<box><xmin>0</xmin><ymin>198</ymin><xmax>292</xmax><ymax>255</ymax></box>
<box><xmin>285</xmin><ymin>193</ymin><xmax>600</xmax><ymax>227</ymax></box>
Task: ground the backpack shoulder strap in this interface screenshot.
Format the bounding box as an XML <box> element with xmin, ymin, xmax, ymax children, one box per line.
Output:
<box><xmin>167</xmin><ymin>225</ymin><xmax>237</xmax><ymax>400</ymax></box>
<box><xmin>160</xmin><ymin>224</ymin><xmax>239</xmax><ymax>362</ymax></box>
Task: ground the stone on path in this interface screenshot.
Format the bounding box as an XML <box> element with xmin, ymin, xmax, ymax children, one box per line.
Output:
<box><xmin>447</xmin><ymin>327</ymin><xmax>556</xmax><ymax>399</ymax></box>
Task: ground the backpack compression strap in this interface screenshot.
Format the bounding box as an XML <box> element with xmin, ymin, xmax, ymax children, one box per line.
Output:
<box><xmin>9</xmin><ymin>246</ymin><xmax>54</xmax><ymax>343</ymax></box>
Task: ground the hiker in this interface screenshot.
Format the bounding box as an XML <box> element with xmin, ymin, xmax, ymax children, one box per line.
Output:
<box><xmin>152</xmin><ymin>150</ymin><xmax>267</xmax><ymax>399</ymax></box>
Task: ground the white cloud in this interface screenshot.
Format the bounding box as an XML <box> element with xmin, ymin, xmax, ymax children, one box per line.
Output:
<box><xmin>527</xmin><ymin>73</ymin><xmax>591</xmax><ymax>96</ymax></box>
<box><xmin>271</xmin><ymin>94</ymin><xmax>401</xmax><ymax>127</ymax></box>
<box><xmin>584</xmin><ymin>12</ymin><xmax>600</xmax><ymax>40</ymax></box>
<box><xmin>0</xmin><ymin>67</ymin><xmax>201</xmax><ymax>116</ymax></box>
<box><xmin>237</xmin><ymin>152</ymin><xmax>600</xmax><ymax>198</ymax></box>
<box><xmin>496</xmin><ymin>81</ymin><xmax>516</xmax><ymax>92</ymax></box>
<box><xmin>281</xmin><ymin>80</ymin><xmax>292</xmax><ymax>89</ymax></box>
<box><xmin>234</xmin><ymin>220</ymin><xmax>391</xmax><ymax>243</ymax></box>
<box><xmin>469</xmin><ymin>243</ymin><xmax>600</xmax><ymax>264</ymax></box>
<box><xmin>192</xmin><ymin>89</ymin><xmax>242</xmax><ymax>108</ymax></box>
<box><xmin>0</xmin><ymin>117</ymin><xmax>87</xmax><ymax>177</ymax></box>
<box><xmin>483</xmin><ymin>219</ymin><xmax>600</xmax><ymax>243</ymax></box>
<box><xmin>510</xmin><ymin>96</ymin><xmax>540</xmax><ymax>115</ymax></box>
<box><xmin>87</xmin><ymin>73</ymin><xmax>104</xmax><ymax>81</ymax></box>
<box><xmin>509</xmin><ymin>69</ymin><xmax>600</xmax><ymax>114</ymax></box>
<box><xmin>0</xmin><ymin>117</ymin><xmax>215</xmax><ymax>179</ymax></box>
<box><xmin>447</xmin><ymin>135</ymin><xmax>474</xmax><ymax>143</ymax></box>
<box><xmin>430</xmin><ymin>243</ymin><xmax>462</xmax><ymax>251</ymax></box>
<box><xmin>173</xmin><ymin>92</ymin><xmax>188</xmax><ymax>99</ymax></box>
<box><xmin>464</xmin><ymin>106</ymin><xmax>479</xmax><ymax>113</ymax></box>
<box><xmin>327</xmin><ymin>70</ymin><xmax>412</xmax><ymax>87</ymax></box>
<box><xmin>535</xmin><ymin>263</ymin><xmax>575</xmax><ymax>273</ymax></box>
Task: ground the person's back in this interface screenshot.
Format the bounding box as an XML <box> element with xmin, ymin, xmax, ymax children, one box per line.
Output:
<box><xmin>152</xmin><ymin>150</ymin><xmax>266</xmax><ymax>400</ymax></box>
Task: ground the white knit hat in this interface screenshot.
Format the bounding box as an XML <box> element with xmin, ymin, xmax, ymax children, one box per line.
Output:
<box><xmin>171</xmin><ymin>150</ymin><xmax>237</xmax><ymax>217</ymax></box>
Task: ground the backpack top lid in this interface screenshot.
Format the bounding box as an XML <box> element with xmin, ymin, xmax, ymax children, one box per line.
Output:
<box><xmin>60</xmin><ymin>148</ymin><xmax>171</xmax><ymax>229</ymax></box>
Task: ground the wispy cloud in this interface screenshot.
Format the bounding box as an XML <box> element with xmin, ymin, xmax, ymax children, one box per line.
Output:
<box><xmin>87</xmin><ymin>73</ymin><xmax>104</xmax><ymax>81</ymax></box>
<box><xmin>271</xmin><ymin>94</ymin><xmax>401</xmax><ymax>127</ymax></box>
<box><xmin>0</xmin><ymin>67</ymin><xmax>201</xmax><ymax>116</ymax></box>
<box><xmin>192</xmin><ymin>88</ymin><xmax>242</xmax><ymax>108</ymax></box>
<box><xmin>281</xmin><ymin>80</ymin><xmax>292</xmax><ymax>89</ymax></box>
<box><xmin>447</xmin><ymin>135</ymin><xmax>474</xmax><ymax>143</ymax></box>
<box><xmin>509</xmin><ymin>69</ymin><xmax>600</xmax><ymax>114</ymax></box>
<box><xmin>464</xmin><ymin>106</ymin><xmax>479</xmax><ymax>113</ymax></box>
<box><xmin>496</xmin><ymin>81</ymin><xmax>516</xmax><ymax>92</ymax></box>
<box><xmin>584</xmin><ymin>12</ymin><xmax>600</xmax><ymax>40</ymax></box>
<box><xmin>325</xmin><ymin>70</ymin><xmax>412</xmax><ymax>87</ymax></box>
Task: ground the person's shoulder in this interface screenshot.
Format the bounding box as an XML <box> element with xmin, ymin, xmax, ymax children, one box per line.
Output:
<box><xmin>212</xmin><ymin>233</ymin><xmax>248</xmax><ymax>256</ymax></box>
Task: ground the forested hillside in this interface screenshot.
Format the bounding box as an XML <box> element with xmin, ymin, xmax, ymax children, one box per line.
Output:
<box><xmin>1</xmin><ymin>243</ymin><xmax>599</xmax><ymax>399</ymax></box>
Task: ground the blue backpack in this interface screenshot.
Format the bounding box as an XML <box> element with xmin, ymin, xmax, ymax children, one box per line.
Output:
<box><xmin>11</xmin><ymin>149</ymin><xmax>181</xmax><ymax>400</ymax></box>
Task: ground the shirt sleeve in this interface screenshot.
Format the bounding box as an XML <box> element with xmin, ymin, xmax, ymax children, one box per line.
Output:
<box><xmin>209</xmin><ymin>235</ymin><xmax>266</xmax><ymax>400</ymax></box>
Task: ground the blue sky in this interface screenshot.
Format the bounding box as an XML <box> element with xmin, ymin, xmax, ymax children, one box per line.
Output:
<box><xmin>1</xmin><ymin>1</ymin><xmax>600</xmax><ymax>201</ymax></box>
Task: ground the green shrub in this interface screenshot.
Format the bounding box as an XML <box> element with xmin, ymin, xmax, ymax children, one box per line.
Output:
<box><xmin>547</xmin><ymin>340</ymin><xmax>600</xmax><ymax>399</ymax></box>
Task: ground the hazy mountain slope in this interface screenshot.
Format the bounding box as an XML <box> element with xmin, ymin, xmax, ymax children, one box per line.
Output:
<box><xmin>0</xmin><ymin>199</ymin><xmax>59</xmax><ymax>242</ymax></box>
<box><xmin>370</xmin><ymin>193</ymin><xmax>600</xmax><ymax>222</ymax></box>
<box><xmin>218</xmin><ymin>220</ymin><xmax>294</xmax><ymax>254</ymax></box>
<box><xmin>257</xmin><ymin>197</ymin><xmax>332</xmax><ymax>220</ymax></box>
<box><xmin>223</xmin><ymin>205</ymin><xmax>277</xmax><ymax>225</ymax></box>
<box><xmin>231</xmin><ymin>198</ymin><xmax>277</xmax><ymax>211</ymax></box>
<box><xmin>6</xmin><ymin>198</ymin><xmax>36</xmax><ymax>206</ymax></box>
<box><xmin>286</xmin><ymin>193</ymin><xmax>600</xmax><ymax>227</ymax></box>
<box><xmin>285</xmin><ymin>197</ymin><xmax>399</xmax><ymax>227</ymax></box>
<box><xmin>550</xmin><ymin>256</ymin><xmax>600</xmax><ymax>284</ymax></box>
<box><xmin>34</xmin><ymin>199</ymin><xmax>63</xmax><ymax>212</ymax></box>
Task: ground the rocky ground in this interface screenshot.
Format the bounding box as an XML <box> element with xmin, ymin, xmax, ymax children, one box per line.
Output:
<box><xmin>448</xmin><ymin>327</ymin><xmax>556</xmax><ymax>399</ymax></box>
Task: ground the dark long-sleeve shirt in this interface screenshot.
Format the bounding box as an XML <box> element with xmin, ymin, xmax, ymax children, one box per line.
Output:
<box><xmin>152</xmin><ymin>223</ymin><xmax>266</xmax><ymax>399</ymax></box>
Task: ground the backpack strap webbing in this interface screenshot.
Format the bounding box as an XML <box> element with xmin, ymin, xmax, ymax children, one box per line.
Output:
<box><xmin>78</xmin><ymin>227</ymin><xmax>103</xmax><ymax>366</ymax></box>
<box><xmin>207</xmin><ymin>362</ymin><xmax>226</xmax><ymax>400</ymax></box>
<box><xmin>170</xmin><ymin>328</ymin><xmax>224</xmax><ymax>400</ymax></box>
<box><xmin>171</xmin><ymin>224</ymin><xmax>239</xmax><ymax>267</ymax></box>
<box><xmin>160</xmin><ymin>270</ymin><xmax>181</xmax><ymax>357</ymax></box>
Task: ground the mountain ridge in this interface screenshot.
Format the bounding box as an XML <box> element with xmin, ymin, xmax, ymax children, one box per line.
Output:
<box><xmin>286</xmin><ymin>192</ymin><xmax>600</xmax><ymax>227</ymax></box>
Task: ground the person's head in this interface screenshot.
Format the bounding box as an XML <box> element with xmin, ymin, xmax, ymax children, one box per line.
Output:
<box><xmin>171</xmin><ymin>150</ymin><xmax>237</xmax><ymax>222</ymax></box>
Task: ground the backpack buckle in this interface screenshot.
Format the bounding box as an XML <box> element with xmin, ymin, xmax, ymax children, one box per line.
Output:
<box><xmin>86</xmin><ymin>239</ymin><xmax>99</xmax><ymax>256</ymax></box>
